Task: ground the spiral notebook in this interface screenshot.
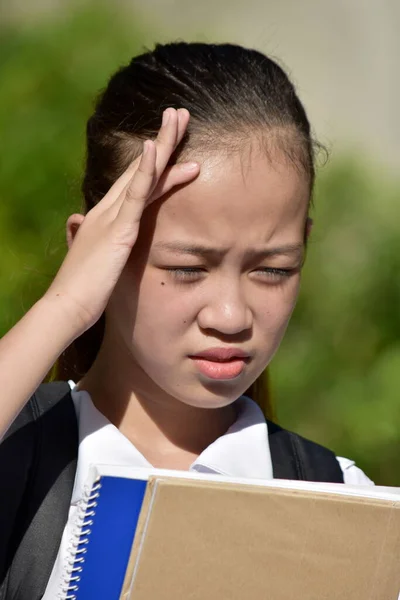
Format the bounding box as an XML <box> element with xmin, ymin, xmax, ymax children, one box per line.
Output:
<box><xmin>61</xmin><ymin>465</ymin><xmax>400</xmax><ymax>600</ymax></box>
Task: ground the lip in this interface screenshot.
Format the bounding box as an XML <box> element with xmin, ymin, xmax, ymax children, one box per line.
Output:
<box><xmin>189</xmin><ymin>347</ymin><xmax>250</xmax><ymax>362</ymax></box>
<box><xmin>189</xmin><ymin>347</ymin><xmax>251</xmax><ymax>380</ymax></box>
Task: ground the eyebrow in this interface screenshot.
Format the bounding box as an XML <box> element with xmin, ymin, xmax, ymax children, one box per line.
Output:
<box><xmin>152</xmin><ymin>241</ymin><xmax>304</xmax><ymax>260</ymax></box>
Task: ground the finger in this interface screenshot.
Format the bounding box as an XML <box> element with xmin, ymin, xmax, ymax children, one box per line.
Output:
<box><xmin>107</xmin><ymin>158</ymin><xmax>200</xmax><ymax>223</ymax></box>
<box><xmin>177</xmin><ymin>108</ymin><xmax>190</xmax><ymax>140</ymax></box>
<box><xmin>148</xmin><ymin>161</ymin><xmax>200</xmax><ymax>203</ymax></box>
<box><xmin>125</xmin><ymin>140</ymin><xmax>157</xmax><ymax>205</ymax></box>
<box><xmin>152</xmin><ymin>108</ymin><xmax>190</xmax><ymax>181</ymax></box>
<box><xmin>86</xmin><ymin>153</ymin><xmax>142</xmax><ymax>216</ymax></box>
<box><xmin>153</xmin><ymin>108</ymin><xmax>179</xmax><ymax>167</ymax></box>
<box><xmin>90</xmin><ymin>108</ymin><xmax>190</xmax><ymax>216</ymax></box>
<box><xmin>116</xmin><ymin>140</ymin><xmax>157</xmax><ymax>224</ymax></box>
<box><xmin>121</xmin><ymin>108</ymin><xmax>188</xmax><ymax>189</ymax></box>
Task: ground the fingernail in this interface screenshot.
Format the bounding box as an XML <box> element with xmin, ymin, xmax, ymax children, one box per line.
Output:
<box><xmin>181</xmin><ymin>162</ymin><xmax>199</xmax><ymax>172</ymax></box>
<box><xmin>162</xmin><ymin>109</ymin><xmax>170</xmax><ymax>126</ymax></box>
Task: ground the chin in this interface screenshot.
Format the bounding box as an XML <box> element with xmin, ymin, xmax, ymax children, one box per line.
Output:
<box><xmin>172</xmin><ymin>380</ymin><xmax>249</xmax><ymax>410</ymax></box>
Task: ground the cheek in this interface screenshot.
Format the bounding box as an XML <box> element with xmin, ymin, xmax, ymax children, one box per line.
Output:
<box><xmin>133</xmin><ymin>274</ymin><xmax>200</xmax><ymax>343</ymax></box>
<box><xmin>256</xmin><ymin>276</ymin><xmax>300</xmax><ymax>336</ymax></box>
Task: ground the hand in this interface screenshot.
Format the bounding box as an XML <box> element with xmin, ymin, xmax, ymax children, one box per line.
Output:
<box><xmin>45</xmin><ymin>108</ymin><xmax>199</xmax><ymax>334</ymax></box>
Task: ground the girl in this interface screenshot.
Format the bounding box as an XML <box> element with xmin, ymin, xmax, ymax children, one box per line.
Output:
<box><xmin>0</xmin><ymin>42</ymin><xmax>373</xmax><ymax>599</ymax></box>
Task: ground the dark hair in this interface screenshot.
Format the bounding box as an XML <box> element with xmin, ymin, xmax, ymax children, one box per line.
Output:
<box><xmin>56</xmin><ymin>42</ymin><xmax>317</xmax><ymax>419</ymax></box>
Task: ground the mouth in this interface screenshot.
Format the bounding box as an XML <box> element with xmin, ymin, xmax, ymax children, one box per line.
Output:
<box><xmin>189</xmin><ymin>348</ymin><xmax>251</xmax><ymax>380</ymax></box>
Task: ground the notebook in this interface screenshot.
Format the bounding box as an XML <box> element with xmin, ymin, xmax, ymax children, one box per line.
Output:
<box><xmin>61</xmin><ymin>465</ymin><xmax>400</xmax><ymax>600</ymax></box>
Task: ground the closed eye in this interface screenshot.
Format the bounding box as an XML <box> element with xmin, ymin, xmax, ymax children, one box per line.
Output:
<box><xmin>163</xmin><ymin>266</ymin><xmax>298</xmax><ymax>284</ymax></box>
<box><xmin>165</xmin><ymin>267</ymin><xmax>206</xmax><ymax>282</ymax></box>
<box><xmin>252</xmin><ymin>267</ymin><xmax>297</xmax><ymax>281</ymax></box>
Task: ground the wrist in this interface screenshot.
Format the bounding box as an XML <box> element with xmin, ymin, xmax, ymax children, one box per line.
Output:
<box><xmin>35</xmin><ymin>293</ymin><xmax>89</xmax><ymax>344</ymax></box>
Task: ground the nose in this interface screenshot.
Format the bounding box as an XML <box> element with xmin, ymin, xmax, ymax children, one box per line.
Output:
<box><xmin>197</xmin><ymin>279</ymin><xmax>253</xmax><ymax>336</ymax></box>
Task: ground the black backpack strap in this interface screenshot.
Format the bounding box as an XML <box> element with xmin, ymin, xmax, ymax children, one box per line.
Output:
<box><xmin>0</xmin><ymin>395</ymin><xmax>37</xmax><ymax>591</ymax></box>
<box><xmin>267</xmin><ymin>420</ymin><xmax>344</xmax><ymax>483</ymax></box>
<box><xmin>0</xmin><ymin>382</ymin><xmax>78</xmax><ymax>600</ymax></box>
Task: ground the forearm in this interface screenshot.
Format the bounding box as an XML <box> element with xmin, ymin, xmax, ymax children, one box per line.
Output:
<box><xmin>0</xmin><ymin>296</ymin><xmax>80</xmax><ymax>436</ymax></box>
<box><xmin>0</xmin><ymin>111</ymin><xmax>190</xmax><ymax>438</ymax></box>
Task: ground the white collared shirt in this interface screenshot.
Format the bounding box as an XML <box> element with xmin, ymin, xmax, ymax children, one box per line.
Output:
<box><xmin>43</xmin><ymin>385</ymin><xmax>373</xmax><ymax>598</ymax></box>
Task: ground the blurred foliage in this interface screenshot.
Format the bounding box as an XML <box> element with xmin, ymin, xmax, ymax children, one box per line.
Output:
<box><xmin>272</xmin><ymin>160</ymin><xmax>400</xmax><ymax>485</ymax></box>
<box><xmin>0</xmin><ymin>2</ymin><xmax>146</xmax><ymax>326</ymax></box>
<box><xmin>0</xmin><ymin>4</ymin><xmax>399</xmax><ymax>485</ymax></box>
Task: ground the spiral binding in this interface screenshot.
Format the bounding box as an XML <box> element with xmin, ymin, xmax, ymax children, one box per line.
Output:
<box><xmin>59</xmin><ymin>480</ymin><xmax>102</xmax><ymax>599</ymax></box>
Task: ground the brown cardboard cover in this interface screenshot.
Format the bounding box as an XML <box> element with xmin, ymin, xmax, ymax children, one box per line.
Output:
<box><xmin>121</xmin><ymin>478</ymin><xmax>400</xmax><ymax>600</ymax></box>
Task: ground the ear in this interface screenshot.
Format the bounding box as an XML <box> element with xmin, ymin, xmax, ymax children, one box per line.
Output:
<box><xmin>66</xmin><ymin>213</ymin><xmax>85</xmax><ymax>250</ymax></box>
<box><xmin>305</xmin><ymin>217</ymin><xmax>313</xmax><ymax>242</ymax></box>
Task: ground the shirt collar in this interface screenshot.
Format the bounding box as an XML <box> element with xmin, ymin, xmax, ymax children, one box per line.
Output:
<box><xmin>69</xmin><ymin>384</ymin><xmax>273</xmax><ymax>503</ymax></box>
<box><xmin>72</xmin><ymin>391</ymin><xmax>148</xmax><ymax>503</ymax></box>
<box><xmin>191</xmin><ymin>396</ymin><xmax>273</xmax><ymax>480</ymax></box>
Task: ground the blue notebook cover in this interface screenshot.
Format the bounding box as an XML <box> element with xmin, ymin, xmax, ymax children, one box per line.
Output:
<box><xmin>68</xmin><ymin>474</ymin><xmax>148</xmax><ymax>600</ymax></box>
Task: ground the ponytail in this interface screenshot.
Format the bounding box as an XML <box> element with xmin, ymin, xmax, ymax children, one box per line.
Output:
<box><xmin>53</xmin><ymin>315</ymin><xmax>105</xmax><ymax>382</ymax></box>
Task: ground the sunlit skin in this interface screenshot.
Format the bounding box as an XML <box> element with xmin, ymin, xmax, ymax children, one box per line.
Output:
<box><xmin>78</xmin><ymin>140</ymin><xmax>310</xmax><ymax>469</ymax></box>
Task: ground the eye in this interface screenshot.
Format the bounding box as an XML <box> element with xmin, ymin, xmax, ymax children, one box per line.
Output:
<box><xmin>165</xmin><ymin>267</ymin><xmax>206</xmax><ymax>282</ymax></box>
<box><xmin>252</xmin><ymin>267</ymin><xmax>296</xmax><ymax>282</ymax></box>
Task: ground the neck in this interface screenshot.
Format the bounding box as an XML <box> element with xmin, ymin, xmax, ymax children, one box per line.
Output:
<box><xmin>77</xmin><ymin>334</ymin><xmax>237</xmax><ymax>470</ymax></box>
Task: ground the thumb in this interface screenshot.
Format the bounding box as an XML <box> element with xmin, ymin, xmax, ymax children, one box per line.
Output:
<box><xmin>150</xmin><ymin>162</ymin><xmax>200</xmax><ymax>202</ymax></box>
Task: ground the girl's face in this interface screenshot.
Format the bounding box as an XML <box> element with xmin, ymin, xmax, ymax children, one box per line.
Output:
<box><xmin>107</xmin><ymin>144</ymin><xmax>310</xmax><ymax>408</ymax></box>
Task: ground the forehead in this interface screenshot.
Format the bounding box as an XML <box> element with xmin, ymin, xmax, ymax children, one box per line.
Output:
<box><xmin>147</xmin><ymin>148</ymin><xmax>309</xmax><ymax>249</ymax></box>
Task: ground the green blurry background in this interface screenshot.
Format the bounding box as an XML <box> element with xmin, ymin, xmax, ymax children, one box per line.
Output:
<box><xmin>0</xmin><ymin>2</ymin><xmax>399</xmax><ymax>485</ymax></box>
